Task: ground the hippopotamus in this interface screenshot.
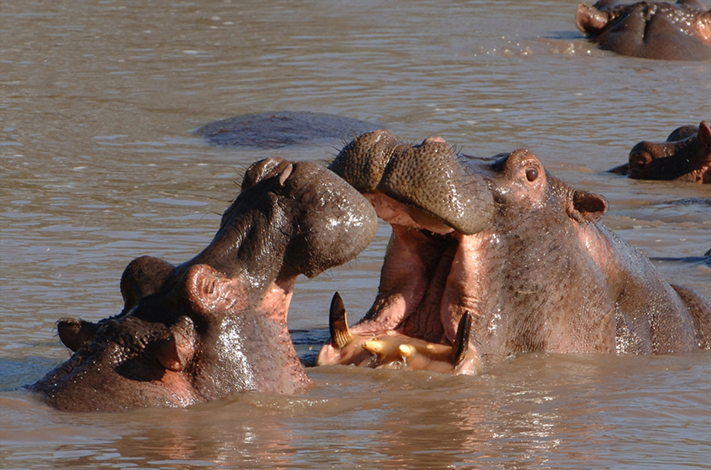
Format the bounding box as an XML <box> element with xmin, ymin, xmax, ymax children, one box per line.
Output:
<box><xmin>32</xmin><ymin>159</ymin><xmax>377</xmax><ymax>411</ymax></box>
<box><xmin>196</xmin><ymin>111</ymin><xmax>382</xmax><ymax>148</ymax></box>
<box><xmin>575</xmin><ymin>0</ymin><xmax>711</xmax><ymax>60</ymax></box>
<box><xmin>316</xmin><ymin>130</ymin><xmax>711</xmax><ymax>374</ymax></box>
<box><xmin>609</xmin><ymin>122</ymin><xmax>711</xmax><ymax>182</ymax></box>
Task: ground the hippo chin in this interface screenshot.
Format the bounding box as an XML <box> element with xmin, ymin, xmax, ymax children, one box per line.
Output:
<box><xmin>575</xmin><ymin>0</ymin><xmax>711</xmax><ymax>60</ymax></box>
<box><xmin>609</xmin><ymin>121</ymin><xmax>711</xmax><ymax>183</ymax></box>
<box><xmin>317</xmin><ymin>130</ymin><xmax>711</xmax><ymax>374</ymax></box>
<box><xmin>32</xmin><ymin>159</ymin><xmax>377</xmax><ymax>411</ymax></box>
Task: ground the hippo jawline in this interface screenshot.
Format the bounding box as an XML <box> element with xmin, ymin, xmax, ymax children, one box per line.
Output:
<box><xmin>317</xmin><ymin>193</ymin><xmax>484</xmax><ymax>375</ymax></box>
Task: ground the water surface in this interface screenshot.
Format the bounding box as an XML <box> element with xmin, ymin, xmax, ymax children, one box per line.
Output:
<box><xmin>1</xmin><ymin>0</ymin><xmax>710</xmax><ymax>468</ymax></box>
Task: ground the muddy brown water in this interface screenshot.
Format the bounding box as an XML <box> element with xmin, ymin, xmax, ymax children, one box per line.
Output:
<box><xmin>1</xmin><ymin>0</ymin><xmax>710</xmax><ymax>468</ymax></box>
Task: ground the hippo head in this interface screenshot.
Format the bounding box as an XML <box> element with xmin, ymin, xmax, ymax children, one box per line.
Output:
<box><xmin>317</xmin><ymin>131</ymin><xmax>610</xmax><ymax>373</ymax></box>
<box><xmin>33</xmin><ymin>159</ymin><xmax>377</xmax><ymax>411</ymax></box>
<box><xmin>575</xmin><ymin>0</ymin><xmax>711</xmax><ymax>60</ymax></box>
<box><xmin>627</xmin><ymin>121</ymin><xmax>711</xmax><ymax>183</ymax></box>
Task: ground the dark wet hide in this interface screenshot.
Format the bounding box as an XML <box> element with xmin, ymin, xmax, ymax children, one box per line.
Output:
<box><xmin>196</xmin><ymin>111</ymin><xmax>382</xmax><ymax>148</ymax></box>
<box><xmin>649</xmin><ymin>254</ymin><xmax>711</xmax><ymax>267</ymax></box>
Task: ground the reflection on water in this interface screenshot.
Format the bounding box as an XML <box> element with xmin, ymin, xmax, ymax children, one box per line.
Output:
<box><xmin>3</xmin><ymin>353</ymin><xmax>710</xmax><ymax>468</ymax></box>
<box><xmin>1</xmin><ymin>0</ymin><xmax>710</xmax><ymax>468</ymax></box>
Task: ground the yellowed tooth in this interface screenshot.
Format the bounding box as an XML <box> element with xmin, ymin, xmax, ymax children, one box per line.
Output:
<box><xmin>398</xmin><ymin>344</ymin><xmax>415</xmax><ymax>359</ymax></box>
<box><xmin>329</xmin><ymin>292</ymin><xmax>353</xmax><ymax>349</ymax></box>
<box><xmin>362</xmin><ymin>340</ymin><xmax>385</xmax><ymax>355</ymax></box>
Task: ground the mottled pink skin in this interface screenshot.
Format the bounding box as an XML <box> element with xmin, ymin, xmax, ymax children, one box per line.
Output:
<box><xmin>33</xmin><ymin>159</ymin><xmax>377</xmax><ymax>411</ymax></box>
<box><xmin>318</xmin><ymin>132</ymin><xmax>711</xmax><ymax>374</ymax></box>
<box><xmin>576</xmin><ymin>0</ymin><xmax>711</xmax><ymax>61</ymax></box>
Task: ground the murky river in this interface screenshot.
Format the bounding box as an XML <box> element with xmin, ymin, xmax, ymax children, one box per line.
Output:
<box><xmin>1</xmin><ymin>0</ymin><xmax>710</xmax><ymax>468</ymax></box>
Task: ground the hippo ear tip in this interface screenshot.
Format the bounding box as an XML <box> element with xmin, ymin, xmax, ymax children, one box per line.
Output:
<box><xmin>699</xmin><ymin>121</ymin><xmax>711</xmax><ymax>140</ymax></box>
<box><xmin>277</xmin><ymin>163</ymin><xmax>294</xmax><ymax>187</ymax></box>
<box><xmin>570</xmin><ymin>190</ymin><xmax>608</xmax><ymax>223</ymax></box>
<box><xmin>56</xmin><ymin>318</ymin><xmax>98</xmax><ymax>352</ymax></box>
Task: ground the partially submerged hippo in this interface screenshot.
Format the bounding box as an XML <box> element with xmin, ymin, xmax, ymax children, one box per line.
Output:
<box><xmin>32</xmin><ymin>159</ymin><xmax>377</xmax><ymax>411</ymax></box>
<box><xmin>196</xmin><ymin>111</ymin><xmax>382</xmax><ymax>149</ymax></box>
<box><xmin>575</xmin><ymin>0</ymin><xmax>711</xmax><ymax>60</ymax></box>
<box><xmin>317</xmin><ymin>130</ymin><xmax>711</xmax><ymax>374</ymax></box>
<box><xmin>609</xmin><ymin>122</ymin><xmax>711</xmax><ymax>182</ymax></box>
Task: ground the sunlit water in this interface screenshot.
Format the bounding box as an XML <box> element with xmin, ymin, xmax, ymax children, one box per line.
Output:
<box><xmin>1</xmin><ymin>0</ymin><xmax>710</xmax><ymax>468</ymax></box>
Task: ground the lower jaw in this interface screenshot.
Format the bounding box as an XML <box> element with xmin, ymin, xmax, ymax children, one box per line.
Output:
<box><xmin>316</xmin><ymin>330</ymin><xmax>481</xmax><ymax>375</ymax></box>
<box><xmin>316</xmin><ymin>320</ymin><xmax>481</xmax><ymax>374</ymax></box>
<box><xmin>315</xmin><ymin>251</ymin><xmax>481</xmax><ymax>375</ymax></box>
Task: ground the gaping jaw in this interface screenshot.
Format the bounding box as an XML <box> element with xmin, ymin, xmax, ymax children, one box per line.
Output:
<box><xmin>314</xmin><ymin>130</ymin><xmax>498</xmax><ymax>375</ymax></box>
<box><xmin>316</xmin><ymin>191</ymin><xmax>486</xmax><ymax>375</ymax></box>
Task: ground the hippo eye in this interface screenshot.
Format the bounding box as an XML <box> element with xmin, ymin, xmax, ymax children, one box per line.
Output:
<box><xmin>525</xmin><ymin>168</ymin><xmax>538</xmax><ymax>182</ymax></box>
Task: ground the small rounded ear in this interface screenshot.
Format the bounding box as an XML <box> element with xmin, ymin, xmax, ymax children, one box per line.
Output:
<box><xmin>184</xmin><ymin>264</ymin><xmax>244</xmax><ymax>316</ymax></box>
<box><xmin>120</xmin><ymin>256</ymin><xmax>174</xmax><ymax>313</ymax></box>
<box><xmin>698</xmin><ymin>121</ymin><xmax>711</xmax><ymax>149</ymax></box>
<box><xmin>57</xmin><ymin>318</ymin><xmax>99</xmax><ymax>352</ymax></box>
<box><xmin>154</xmin><ymin>316</ymin><xmax>197</xmax><ymax>372</ymax></box>
<box><xmin>241</xmin><ymin>157</ymin><xmax>292</xmax><ymax>190</ymax></box>
<box><xmin>575</xmin><ymin>3</ymin><xmax>610</xmax><ymax>33</ymax></box>
<box><xmin>277</xmin><ymin>163</ymin><xmax>294</xmax><ymax>187</ymax></box>
<box><xmin>568</xmin><ymin>190</ymin><xmax>608</xmax><ymax>223</ymax></box>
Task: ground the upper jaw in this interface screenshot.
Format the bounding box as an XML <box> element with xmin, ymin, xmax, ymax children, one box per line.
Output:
<box><xmin>316</xmin><ymin>194</ymin><xmax>486</xmax><ymax>374</ymax></box>
<box><xmin>317</xmin><ymin>131</ymin><xmax>494</xmax><ymax>373</ymax></box>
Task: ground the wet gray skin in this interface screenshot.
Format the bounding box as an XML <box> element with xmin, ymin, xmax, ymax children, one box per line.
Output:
<box><xmin>317</xmin><ymin>130</ymin><xmax>711</xmax><ymax>374</ymax></box>
<box><xmin>575</xmin><ymin>0</ymin><xmax>711</xmax><ymax>60</ymax></box>
<box><xmin>196</xmin><ymin>111</ymin><xmax>382</xmax><ymax>148</ymax></box>
<box><xmin>32</xmin><ymin>159</ymin><xmax>377</xmax><ymax>411</ymax></box>
<box><xmin>609</xmin><ymin>121</ymin><xmax>711</xmax><ymax>183</ymax></box>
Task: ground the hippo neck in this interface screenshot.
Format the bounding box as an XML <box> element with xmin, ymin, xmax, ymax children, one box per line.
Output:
<box><xmin>189</xmin><ymin>209</ymin><xmax>291</xmax><ymax>294</ymax></box>
<box><xmin>193</xmin><ymin>276</ymin><xmax>309</xmax><ymax>397</ymax></box>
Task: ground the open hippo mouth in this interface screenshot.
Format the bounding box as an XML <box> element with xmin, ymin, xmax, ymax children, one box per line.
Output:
<box><xmin>317</xmin><ymin>130</ymin><xmax>498</xmax><ymax>374</ymax></box>
<box><xmin>33</xmin><ymin>158</ymin><xmax>378</xmax><ymax>411</ymax></box>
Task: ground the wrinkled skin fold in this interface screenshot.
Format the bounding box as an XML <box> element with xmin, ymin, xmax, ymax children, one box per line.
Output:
<box><xmin>317</xmin><ymin>130</ymin><xmax>711</xmax><ymax>374</ymax></box>
<box><xmin>609</xmin><ymin>121</ymin><xmax>711</xmax><ymax>183</ymax></box>
<box><xmin>32</xmin><ymin>159</ymin><xmax>377</xmax><ymax>411</ymax></box>
<box><xmin>575</xmin><ymin>0</ymin><xmax>711</xmax><ymax>60</ymax></box>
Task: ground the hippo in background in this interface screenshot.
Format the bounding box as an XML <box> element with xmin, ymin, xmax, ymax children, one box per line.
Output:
<box><xmin>609</xmin><ymin>121</ymin><xmax>711</xmax><ymax>183</ymax></box>
<box><xmin>32</xmin><ymin>159</ymin><xmax>377</xmax><ymax>411</ymax></box>
<box><xmin>196</xmin><ymin>111</ymin><xmax>382</xmax><ymax>149</ymax></box>
<box><xmin>575</xmin><ymin>0</ymin><xmax>711</xmax><ymax>60</ymax></box>
<box><xmin>317</xmin><ymin>130</ymin><xmax>711</xmax><ymax>374</ymax></box>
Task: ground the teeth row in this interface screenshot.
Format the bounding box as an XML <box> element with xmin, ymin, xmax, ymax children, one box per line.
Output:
<box><xmin>328</xmin><ymin>291</ymin><xmax>472</xmax><ymax>368</ymax></box>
